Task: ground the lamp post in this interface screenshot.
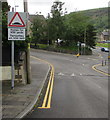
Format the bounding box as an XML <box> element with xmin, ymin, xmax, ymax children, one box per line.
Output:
<box><xmin>15</xmin><ymin>5</ymin><xmax>19</xmax><ymax>12</ymax></box>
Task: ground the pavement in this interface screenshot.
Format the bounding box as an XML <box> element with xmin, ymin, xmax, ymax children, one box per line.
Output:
<box><xmin>2</xmin><ymin>56</ymin><xmax>50</xmax><ymax>119</ymax></box>
<box><xmin>1</xmin><ymin>53</ymin><xmax>109</xmax><ymax>119</ymax></box>
<box><xmin>95</xmin><ymin>62</ymin><xmax>109</xmax><ymax>75</ymax></box>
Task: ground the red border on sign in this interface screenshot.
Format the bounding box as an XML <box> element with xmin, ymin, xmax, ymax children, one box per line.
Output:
<box><xmin>8</xmin><ymin>12</ymin><xmax>25</xmax><ymax>27</ymax></box>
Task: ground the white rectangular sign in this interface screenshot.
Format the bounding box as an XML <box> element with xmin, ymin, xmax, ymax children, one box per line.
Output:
<box><xmin>81</xmin><ymin>43</ymin><xmax>86</xmax><ymax>47</ymax></box>
<box><xmin>8</xmin><ymin>28</ymin><xmax>25</xmax><ymax>40</ymax></box>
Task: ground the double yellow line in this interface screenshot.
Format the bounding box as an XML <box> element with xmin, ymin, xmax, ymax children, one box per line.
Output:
<box><xmin>92</xmin><ymin>64</ymin><xmax>110</xmax><ymax>76</ymax></box>
<box><xmin>38</xmin><ymin>66</ymin><xmax>54</xmax><ymax>109</ymax></box>
<box><xmin>31</xmin><ymin>56</ymin><xmax>54</xmax><ymax>109</ymax></box>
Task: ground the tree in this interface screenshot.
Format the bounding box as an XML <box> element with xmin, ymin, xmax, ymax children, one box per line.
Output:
<box><xmin>63</xmin><ymin>12</ymin><xmax>96</xmax><ymax>48</ymax></box>
<box><xmin>49</xmin><ymin>0</ymin><xmax>65</xmax><ymax>45</ymax></box>
<box><xmin>86</xmin><ymin>24</ymin><xmax>96</xmax><ymax>47</ymax></box>
<box><xmin>2</xmin><ymin>2</ymin><xmax>10</xmax><ymax>47</ymax></box>
<box><xmin>31</xmin><ymin>16</ymin><xmax>47</xmax><ymax>45</ymax></box>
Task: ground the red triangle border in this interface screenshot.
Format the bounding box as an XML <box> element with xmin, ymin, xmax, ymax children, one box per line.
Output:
<box><xmin>8</xmin><ymin>12</ymin><xmax>25</xmax><ymax>27</ymax></box>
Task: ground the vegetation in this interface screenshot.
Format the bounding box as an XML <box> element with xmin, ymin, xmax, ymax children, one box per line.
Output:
<box><xmin>49</xmin><ymin>1</ymin><xmax>65</xmax><ymax>45</ymax></box>
<box><xmin>77</xmin><ymin>7</ymin><xmax>108</xmax><ymax>33</ymax></box>
<box><xmin>2</xmin><ymin>2</ymin><xmax>10</xmax><ymax>47</ymax></box>
<box><xmin>31</xmin><ymin>1</ymin><xmax>96</xmax><ymax>55</ymax></box>
<box><xmin>3</xmin><ymin>1</ymin><xmax>103</xmax><ymax>55</ymax></box>
<box><xmin>63</xmin><ymin>12</ymin><xmax>96</xmax><ymax>47</ymax></box>
<box><xmin>30</xmin><ymin>16</ymin><xmax>48</xmax><ymax>45</ymax></box>
<box><xmin>96</xmin><ymin>43</ymin><xmax>108</xmax><ymax>48</ymax></box>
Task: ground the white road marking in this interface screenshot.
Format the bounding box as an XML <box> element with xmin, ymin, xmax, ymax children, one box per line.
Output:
<box><xmin>58</xmin><ymin>72</ymin><xmax>64</xmax><ymax>76</ymax></box>
<box><xmin>71</xmin><ymin>73</ymin><xmax>75</xmax><ymax>77</ymax></box>
<box><xmin>97</xmin><ymin>85</ymin><xmax>101</xmax><ymax>88</ymax></box>
<box><xmin>94</xmin><ymin>84</ymin><xmax>102</xmax><ymax>89</ymax></box>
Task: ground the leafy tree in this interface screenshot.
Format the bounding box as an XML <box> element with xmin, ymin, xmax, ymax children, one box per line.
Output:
<box><xmin>2</xmin><ymin>2</ymin><xmax>10</xmax><ymax>47</ymax></box>
<box><xmin>63</xmin><ymin>12</ymin><xmax>96</xmax><ymax>48</ymax></box>
<box><xmin>86</xmin><ymin>24</ymin><xmax>96</xmax><ymax>47</ymax></box>
<box><xmin>31</xmin><ymin>16</ymin><xmax>47</xmax><ymax>45</ymax></box>
<box><xmin>63</xmin><ymin>12</ymin><xmax>89</xmax><ymax>46</ymax></box>
<box><xmin>48</xmin><ymin>0</ymin><xmax>65</xmax><ymax>45</ymax></box>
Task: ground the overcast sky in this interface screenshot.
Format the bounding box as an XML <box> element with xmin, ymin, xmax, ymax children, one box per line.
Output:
<box><xmin>7</xmin><ymin>0</ymin><xmax>110</xmax><ymax>18</ymax></box>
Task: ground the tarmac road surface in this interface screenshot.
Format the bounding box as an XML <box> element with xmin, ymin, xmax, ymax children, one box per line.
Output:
<box><xmin>25</xmin><ymin>48</ymin><xmax>108</xmax><ymax>118</ymax></box>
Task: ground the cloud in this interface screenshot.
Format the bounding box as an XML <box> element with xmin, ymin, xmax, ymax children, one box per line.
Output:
<box><xmin>7</xmin><ymin>0</ymin><xmax>109</xmax><ymax>17</ymax></box>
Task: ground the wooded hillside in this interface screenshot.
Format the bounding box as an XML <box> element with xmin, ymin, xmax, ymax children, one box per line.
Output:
<box><xmin>69</xmin><ymin>7</ymin><xmax>108</xmax><ymax>33</ymax></box>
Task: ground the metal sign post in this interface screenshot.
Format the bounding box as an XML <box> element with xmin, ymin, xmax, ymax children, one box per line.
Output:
<box><xmin>81</xmin><ymin>43</ymin><xmax>86</xmax><ymax>55</ymax></box>
<box><xmin>11</xmin><ymin>41</ymin><xmax>15</xmax><ymax>89</ymax></box>
<box><xmin>77</xmin><ymin>41</ymin><xmax>80</xmax><ymax>54</ymax></box>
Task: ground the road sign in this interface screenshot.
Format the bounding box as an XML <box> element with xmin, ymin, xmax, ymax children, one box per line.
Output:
<box><xmin>8</xmin><ymin>12</ymin><xmax>26</xmax><ymax>28</ymax></box>
<box><xmin>8</xmin><ymin>28</ymin><xmax>25</xmax><ymax>40</ymax></box>
<box><xmin>77</xmin><ymin>41</ymin><xmax>80</xmax><ymax>46</ymax></box>
<box><xmin>81</xmin><ymin>43</ymin><xmax>86</xmax><ymax>47</ymax></box>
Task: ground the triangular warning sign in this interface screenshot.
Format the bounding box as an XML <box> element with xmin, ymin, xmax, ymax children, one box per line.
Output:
<box><xmin>8</xmin><ymin>12</ymin><xmax>25</xmax><ymax>27</ymax></box>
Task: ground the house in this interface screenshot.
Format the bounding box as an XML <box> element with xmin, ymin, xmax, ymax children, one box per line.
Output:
<box><xmin>100</xmin><ymin>30</ymin><xmax>109</xmax><ymax>41</ymax></box>
<box><xmin>29</xmin><ymin>14</ymin><xmax>45</xmax><ymax>23</ymax></box>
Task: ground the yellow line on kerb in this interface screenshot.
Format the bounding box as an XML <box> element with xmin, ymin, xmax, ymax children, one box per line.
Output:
<box><xmin>31</xmin><ymin>56</ymin><xmax>55</xmax><ymax>109</ymax></box>
<box><xmin>92</xmin><ymin>64</ymin><xmax>110</xmax><ymax>76</ymax></box>
<box><xmin>40</xmin><ymin>70</ymin><xmax>53</xmax><ymax>108</ymax></box>
<box><xmin>47</xmin><ymin>67</ymin><xmax>54</xmax><ymax>108</ymax></box>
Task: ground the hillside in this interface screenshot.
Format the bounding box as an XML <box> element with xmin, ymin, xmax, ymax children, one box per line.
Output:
<box><xmin>70</xmin><ymin>7</ymin><xmax>108</xmax><ymax>33</ymax></box>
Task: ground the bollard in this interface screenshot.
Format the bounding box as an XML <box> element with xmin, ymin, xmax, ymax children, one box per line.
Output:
<box><xmin>105</xmin><ymin>60</ymin><xmax>106</xmax><ymax>66</ymax></box>
<box><xmin>102</xmin><ymin>60</ymin><xmax>103</xmax><ymax>66</ymax></box>
<box><xmin>76</xmin><ymin>53</ymin><xmax>80</xmax><ymax>58</ymax></box>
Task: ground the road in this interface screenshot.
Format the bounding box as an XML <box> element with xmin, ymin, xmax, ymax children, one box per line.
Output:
<box><xmin>25</xmin><ymin>48</ymin><xmax>108</xmax><ymax>118</ymax></box>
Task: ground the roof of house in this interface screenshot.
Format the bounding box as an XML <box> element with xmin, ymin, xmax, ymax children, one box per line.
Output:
<box><xmin>102</xmin><ymin>31</ymin><xmax>109</xmax><ymax>36</ymax></box>
<box><xmin>29</xmin><ymin>14</ymin><xmax>45</xmax><ymax>23</ymax></box>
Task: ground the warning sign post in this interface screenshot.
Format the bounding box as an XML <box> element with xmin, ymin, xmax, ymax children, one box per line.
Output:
<box><xmin>8</xmin><ymin>12</ymin><xmax>26</xmax><ymax>89</ymax></box>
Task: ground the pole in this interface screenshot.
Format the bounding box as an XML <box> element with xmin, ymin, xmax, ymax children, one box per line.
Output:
<box><xmin>47</xmin><ymin>13</ymin><xmax>49</xmax><ymax>46</ymax></box>
<box><xmin>84</xmin><ymin>28</ymin><xmax>86</xmax><ymax>55</ymax></box>
<box><xmin>78</xmin><ymin>43</ymin><xmax>79</xmax><ymax>54</ymax></box>
<box><xmin>24</xmin><ymin>0</ymin><xmax>31</xmax><ymax>84</ymax></box>
<box><xmin>81</xmin><ymin>45</ymin><xmax>82</xmax><ymax>55</ymax></box>
<box><xmin>11</xmin><ymin>7</ymin><xmax>15</xmax><ymax>89</ymax></box>
<box><xmin>11</xmin><ymin>41</ymin><xmax>15</xmax><ymax>89</ymax></box>
<box><xmin>77</xmin><ymin>41</ymin><xmax>80</xmax><ymax>54</ymax></box>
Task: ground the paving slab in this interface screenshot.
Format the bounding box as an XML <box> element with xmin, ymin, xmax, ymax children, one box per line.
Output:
<box><xmin>2</xmin><ymin>57</ymin><xmax>50</xmax><ymax>119</ymax></box>
<box><xmin>96</xmin><ymin>64</ymin><xmax>108</xmax><ymax>74</ymax></box>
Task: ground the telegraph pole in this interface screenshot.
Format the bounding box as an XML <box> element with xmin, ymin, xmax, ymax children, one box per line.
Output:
<box><xmin>24</xmin><ymin>0</ymin><xmax>31</xmax><ymax>84</ymax></box>
<box><xmin>84</xmin><ymin>28</ymin><xmax>86</xmax><ymax>55</ymax></box>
